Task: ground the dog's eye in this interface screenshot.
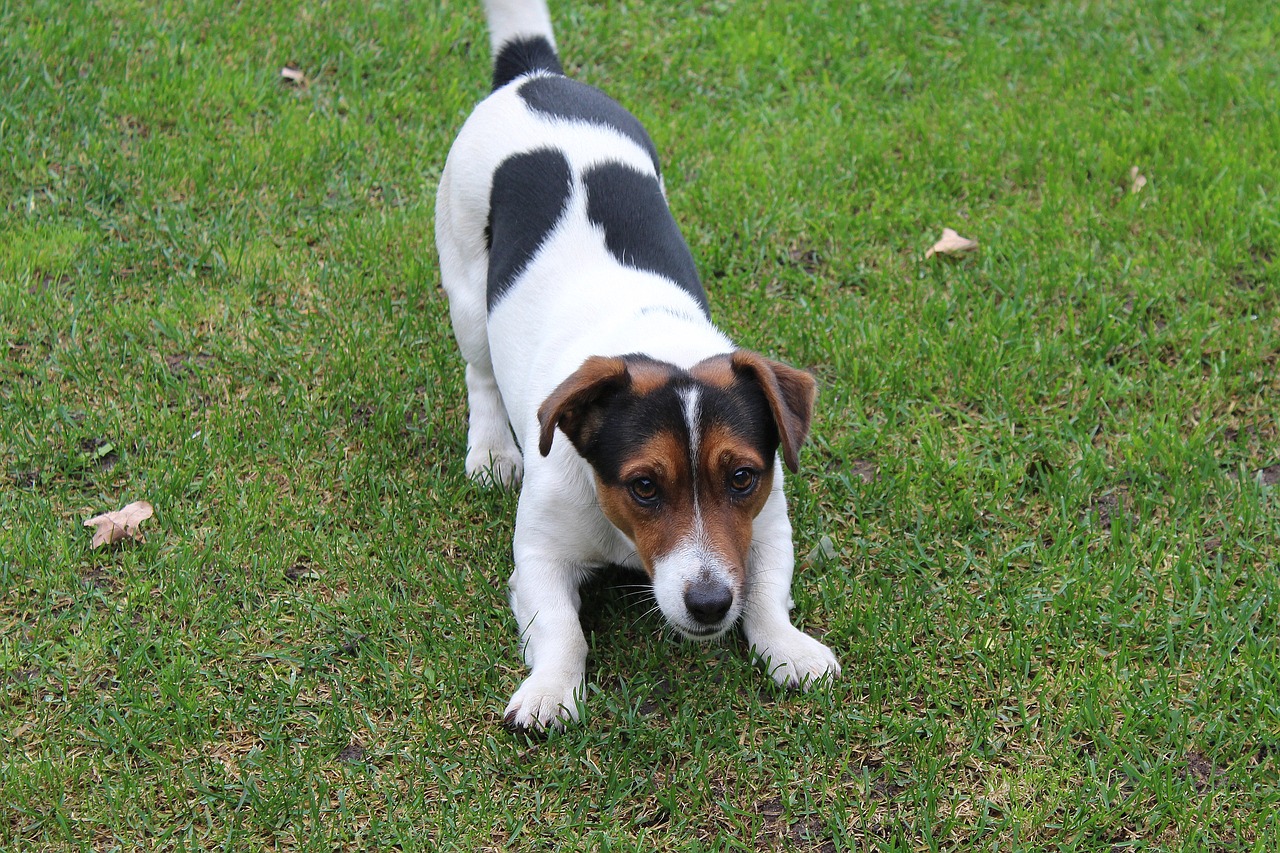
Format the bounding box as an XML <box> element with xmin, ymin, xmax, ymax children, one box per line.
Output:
<box><xmin>629</xmin><ymin>477</ymin><xmax>659</xmax><ymax>506</ymax></box>
<box><xmin>729</xmin><ymin>467</ymin><xmax>757</xmax><ymax>494</ymax></box>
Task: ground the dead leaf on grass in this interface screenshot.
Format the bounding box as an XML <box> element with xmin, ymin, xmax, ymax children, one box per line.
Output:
<box><xmin>804</xmin><ymin>534</ymin><xmax>838</xmax><ymax>565</ymax></box>
<box><xmin>924</xmin><ymin>228</ymin><xmax>978</xmax><ymax>259</ymax></box>
<box><xmin>280</xmin><ymin>64</ymin><xmax>307</xmax><ymax>86</ymax></box>
<box><xmin>1129</xmin><ymin>165</ymin><xmax>1148</xmax><ymax>194</ymax></box>
<box><xmin>84</xmin><ymin>500</ymin><xmax>153</xmax><ymax>548</ymax></box>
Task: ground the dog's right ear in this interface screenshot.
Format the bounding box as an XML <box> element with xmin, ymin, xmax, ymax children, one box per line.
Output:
<box><xmin>537</xmin><ymin>356</ymin><xmax>631</xmax><ymax>457</ymax></box>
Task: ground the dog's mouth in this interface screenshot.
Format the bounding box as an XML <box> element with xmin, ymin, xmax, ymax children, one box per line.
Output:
<box><xmin>645</xmin><ymin>584</ymin><xmax>740</xmax><ymax>641</ymax></box>
<box><xmin>669</xmin><ymin>612</ymin><xmax>737</xmax><ymax>642</ymax></box>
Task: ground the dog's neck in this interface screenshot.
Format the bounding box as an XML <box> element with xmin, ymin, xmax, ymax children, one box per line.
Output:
<box><xmin>597</xmin><ymin>301</ymin><xmax>734</xmax><ymax>369</ymax></box>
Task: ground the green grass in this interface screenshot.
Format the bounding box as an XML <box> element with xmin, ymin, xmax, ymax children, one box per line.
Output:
<box><xmin>2</xmin><ymin>0</ymin><xmax>1278</xmax><ymax>848</ymax></box>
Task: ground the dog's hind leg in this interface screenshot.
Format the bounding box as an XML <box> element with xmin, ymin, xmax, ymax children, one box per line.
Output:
<box><xmin>436</xmin><ymin>166</ymin><xmax>524</xmax><ymax>488</ymax></box>
<box><xmin>462</xmin><ymin>362</ymin><xmax>523</xmax><ymax>488</ymax></box>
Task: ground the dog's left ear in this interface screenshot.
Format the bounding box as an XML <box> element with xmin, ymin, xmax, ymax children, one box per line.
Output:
<box><xmin>537</xmin><ymin>356</ymin><xmax>631</xmax><ymax>457</ymax></box>
<box><xmin>730</xmin><ymin>350</ymin><xmax>817</xmax><ymax>473</ymax></box>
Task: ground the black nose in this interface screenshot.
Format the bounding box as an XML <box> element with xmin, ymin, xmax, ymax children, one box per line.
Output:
<box><xmin>684</xmin><ymin>579</ymin><xmax>733</xmax><ymax>625</ymax></box>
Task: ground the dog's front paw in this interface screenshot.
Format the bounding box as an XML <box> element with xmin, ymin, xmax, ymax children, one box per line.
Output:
<box><xmin>503</xmin><ymin>673</ymin><xmax>583</xmax><ymax>732</ymax></box>
<box><xmin>751</xmin><ymin>627</ymin><xmax>841</xmax><ymax>690</ymax></box>
<box><xmin>465</xmin><ymin>446</ymin><xmax>523</xmax><ymax>488</ymax></box>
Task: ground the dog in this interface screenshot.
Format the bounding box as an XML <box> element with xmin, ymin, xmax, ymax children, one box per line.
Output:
<box><xmin>435</xmin><ymin>0</ymin><xmax>840</xmax><ymax>730</ymax></box>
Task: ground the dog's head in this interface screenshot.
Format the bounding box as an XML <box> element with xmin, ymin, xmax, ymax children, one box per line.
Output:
<box><xmin>537</xmin><ymin>350</ymin><xmax>815</xmax><ymax>639</ymax></box>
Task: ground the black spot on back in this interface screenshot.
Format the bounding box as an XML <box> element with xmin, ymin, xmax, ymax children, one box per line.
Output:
<box><xmin>487</xmin><ymin>148</ymin><xmax>573</xmax><ymax>311</ymax></box>
<box><xmin>518</xmin><ymin>76</ymin><xmax>661</xmax><ymax>174</ymax></box>
<box><xmin>583</xmin><ymin>163</ymin><xmax>709</xmax><ymax>315</ymax></box>
<box><xmin>492</xmin><ymin>36</ymin><xmax>564</xmax><ymax>91</ymax></box>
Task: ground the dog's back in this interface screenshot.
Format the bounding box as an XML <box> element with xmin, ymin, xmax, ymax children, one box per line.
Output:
<box><xmin>436</xmin><ymin>0</ymin><xmax>729</xmax><ymax>456</ymax></box>
<box><xmin>448</xmin><ymin>0</ymin><xmax>707</xmax><ymax>311</ymax></box>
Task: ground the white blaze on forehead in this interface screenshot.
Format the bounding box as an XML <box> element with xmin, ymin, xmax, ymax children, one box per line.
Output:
<box><xmin>677</xmin><ymin>384</ymin><xmax>708</xmax><ymax>554</ymax></box>
<box><xmin>676</xmin><ymin>384</ymin><xmax>713</xmax><ymax>549</ymax></box>
<box><xmin>678</xmin><ymin>385</ymin><xmax>702</xmax><ymax>491</ymax></box>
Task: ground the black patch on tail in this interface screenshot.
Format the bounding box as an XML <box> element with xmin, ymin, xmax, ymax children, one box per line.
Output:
<box><xmin>487</xmin><ymin>148</ymin><xmax>573</xmax><ymax>310</ymax></box>
<box><xmin>583</xmin><ymin>163</ymin><xmax>709</xmax><ymax>315</ymax></box>
<box><xmin>493</xmin><ymin>36</ymin><xmax>564</xmax><ymax>91</ymax></box>
<box><xmin>518</xmin><ymin>76</ymin><xmax>661</xmax><ymax>174</ymax></box>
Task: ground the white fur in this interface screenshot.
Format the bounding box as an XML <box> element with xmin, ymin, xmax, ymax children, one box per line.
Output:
<box><xmin>436</xmin><ymin>0</ymin><xmax>839</xmax><ymax>729</ymax></box>
<box><xmin>482</xmin><ymin>0</ymin><xmax>557</xmax><ymax>55</ymax></box>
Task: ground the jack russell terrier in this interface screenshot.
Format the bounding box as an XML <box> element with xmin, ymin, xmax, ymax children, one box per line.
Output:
<box><xmin>435</xmin><ymin>0</ymin><xmax>841</xmax><ymax>730</ymax></box>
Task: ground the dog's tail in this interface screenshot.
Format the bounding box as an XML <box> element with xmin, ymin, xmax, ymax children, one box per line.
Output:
<box><xmin>483</xmin><ymin>0</ymin><xmax>564</xmax><ymax>91</ymax></box>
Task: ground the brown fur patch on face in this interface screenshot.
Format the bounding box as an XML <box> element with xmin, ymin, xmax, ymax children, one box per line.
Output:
<box><xmin>694</xmin><ymin>422</ymin><xmax>775</xmax><ymax>578</ymax></box>
<box><xmin>595</xmin><ymin>428</ymin><xmax>694</xmax><ymax>578</ymax></box>
<box><xmin>594</xmin><ymin>392</ymin><xmax>776</xmax><ymax>589</ymax></box>
<box><xmin>625</xmin><ymin>358</ymin><xmax>681</xmax><ymax>396</ymax></box>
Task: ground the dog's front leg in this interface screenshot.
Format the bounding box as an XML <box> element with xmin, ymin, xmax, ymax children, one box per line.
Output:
<box><xmin>742</xmin><ymin>486</ymin><xmax>841</xmax><ymax>689</ymax></box>
<box><xmin>503</xmin><ymin>524</ymin><xmax>590</xmax><ymax>731</ymax></box>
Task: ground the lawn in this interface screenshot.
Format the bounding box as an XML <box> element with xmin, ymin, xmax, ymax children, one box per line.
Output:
<box><xmin>2</xmin><ymin>0</ymin><xmax>1278</xmax><ymax>849</ymax></box>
